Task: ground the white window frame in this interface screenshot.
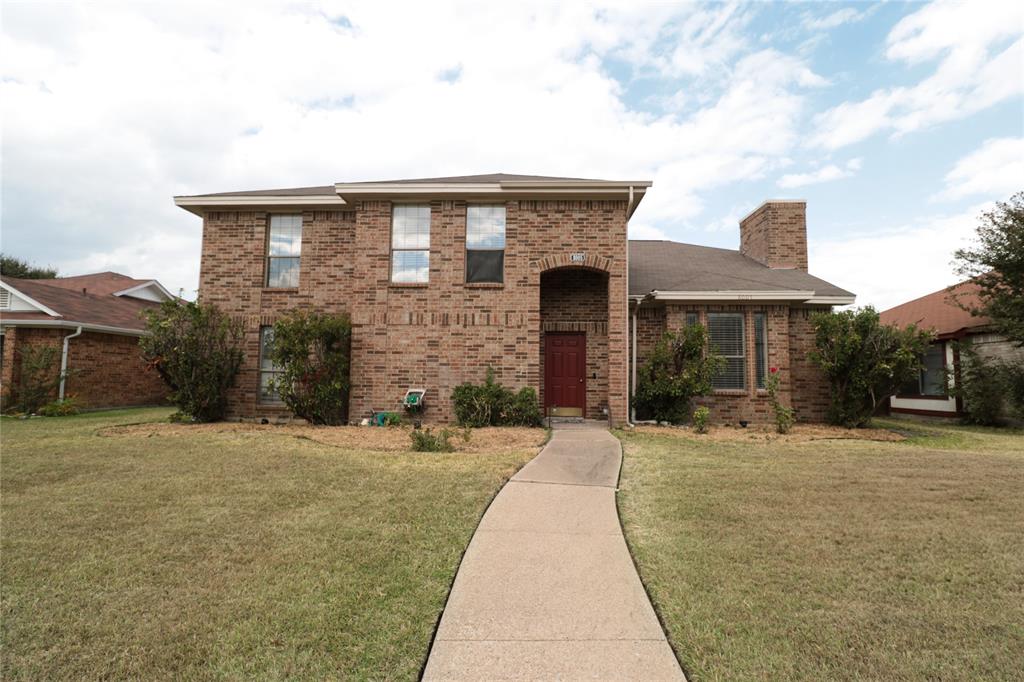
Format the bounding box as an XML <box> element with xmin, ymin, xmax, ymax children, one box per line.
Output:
<box><xmin>465</xmin><ymin>204</ymin><xmax>506</xmax><ymax>284</ymax></box>
<box><xmin>391</xmin><ymin>204</ymin><xmax>431</xmax><ymax>284</ymax></box>
<box><xmin>259</xmin><ymin>326</ymin><xmax>284</xmax><ymax>404</ymax></box>
<box><xmin>265</xmin><ymin>214</ymin><xmax>302</xmax><ymax>288</ymax></box>
<box><xmin>754</xmin><ymin>312</ymin><xmax>768</xmax><ymax>389</ymax></box>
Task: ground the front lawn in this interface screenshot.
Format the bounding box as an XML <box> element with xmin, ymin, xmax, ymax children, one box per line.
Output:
<box><xmin>617</xmin><ymin>419</ymin><xmax>1024</xmax><ymax>681</ymax></box>
<box><xmin>0</xmin><ymin>408</ymin><xmax>542</xmax><ymax>680</ymax></box>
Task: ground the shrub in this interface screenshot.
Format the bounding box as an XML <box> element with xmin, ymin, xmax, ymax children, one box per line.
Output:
<box><xmin>410</xmin><ymin>427</ymin><xmax>454</xmax><ymax>452</ymax></box>
<box><xmin>810</xmin><ymin>307</ymin><xmax>933</xmax><ymax>428</ymax></box>
<box><xmin>765</xmin><ymin>367</ymin><xmax>796</xmax><ymax>434</ymax></box>
<box><xmin>141</xmin><ymin>300</ymin><xmax>243</xmax><ymax>422</ymax></box>
<box><xmin>380</xmin><ymin>411</ymin><xmax>402</xmax><ymax>427</ymax></box>
<box><xmin>270</xmin><ymin>311</ymin><xmax>352</xmax><ymax>425</ymax></box>
<box><xmin>9</xmin><ymin>343</ymin><xmax>64</xmax><ymax>414</ymax></box>
<box><xmin>1004</xmin><ymin>361</ymin><xmax>1024</xmax><ymax>420</ymax></box>
<box><xmin>634</xmin><ymin>325</ymin><xmax>724</xmax><ymax>424</ymax></box>
<box><xmin>692</xmin><ymin>406</ymin><xmax>710</xmax><ymax>434</ymax></box>
<box><xmin>451</xmin><ymin>368</ymin><xmax>542</xmax><ymax>427</ymax></box>
<box><xmin>950</xmin><ymin>343</ymin><xmax>1006</xmax><ymax>426</ymax></box>
<box><xmin>39</xmin><ymin>397</ymin><xmax>81</xmax><ymax>417</ymax></box>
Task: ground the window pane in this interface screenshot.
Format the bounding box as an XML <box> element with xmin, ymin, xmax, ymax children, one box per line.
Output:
<box><xmin>260</xmin><ymin>372</ymin><xmax>282</xmax><ymax>403</ymax></box>
<box><xmin>259</xmin><ymin>327</ymin><xmax>282</xmax><ymax>403</ymax></box>
<box><xmin>921</xmin><ymin>344</ymin><xmax>946</xmax><ymax>396</ymax></box>
<box><xmin>267</xmin><ymin>257</ymin><xmax>300</xmax><ymax>288</ymax></box>
<box><xmin>708</xmin><ymin>313</ymin><xmax>746</xmax><ymax>390</ymax></box>
<box><xmin>392</xmin><ymin>205</ymin><xmax>431</xmax><ymax>249</ymax></box>
<box><xmin>466</xmin><ymin>250</ymin><xmax>504</xmax><ymax>283</ymax></box>
<box><xmin>685</xmin><ymin>312</ymin><xmax>698</xmax><ymax>327</ymax></box>
<box><xmin>754</xmin><ymin>313</ymin><xmax>767</xmax><ymax>389</ymax></box>
<box><xmin>268</xmin><ymin>215</ymin><xmax>302</xmax><ymax>256</ymax></box>
<box><xmin>467</xmin><ymin>205</ymin><xmax>506</xmax><ymax>249</ymax></box>
<box><xmin>392</xmin><ymin>250</ymin><xmax>429</xmax><ymax>283</ymax></box>
<box><xmin>260</xmin><ymin>327</ymin><xmax>277</xmax><ymax>371</ymax></box>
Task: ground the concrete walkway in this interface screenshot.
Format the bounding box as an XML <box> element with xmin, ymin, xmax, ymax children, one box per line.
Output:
<box><xmin>422</xmin><ymin>423</ymin><xmax>685</xmax><ymax>681</ymax></box>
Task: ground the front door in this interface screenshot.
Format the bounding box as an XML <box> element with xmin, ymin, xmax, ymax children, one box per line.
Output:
<box><xmin>544</xmin><ymin>332</ymin><xmax>586</xmax><ymax>417</ymax></box>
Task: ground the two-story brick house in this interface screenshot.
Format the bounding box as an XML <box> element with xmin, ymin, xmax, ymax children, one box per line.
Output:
<box><xmin>175</xmin><ymin>173</ymin><xmax>854</xmax><ymax>426</ymax></box>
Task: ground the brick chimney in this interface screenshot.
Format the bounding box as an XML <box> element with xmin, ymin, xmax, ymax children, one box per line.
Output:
<box><xmin>739</xmin><ymin>200</ymin><xmax>808</xmax><ymax>271</ymax></box>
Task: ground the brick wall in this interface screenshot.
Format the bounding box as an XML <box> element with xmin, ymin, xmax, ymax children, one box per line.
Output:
<box><xmin>629</xmin><ymin>302</ymin><xmax>832</xmax><ymax>424</ymax></box>
<box><xmin>0</xmin><ymin>327</ymin><xmax>165</xmax><ymax>410</ymax></box>
<box><xmin>740</xmin><ymin>201</ymin><xmax>808</xmax><ymax>271</ymax></box>
<box><xmin>199</xmin><ymin>200</ymin><xmax>629</xmax><ymax>424</ymax></box>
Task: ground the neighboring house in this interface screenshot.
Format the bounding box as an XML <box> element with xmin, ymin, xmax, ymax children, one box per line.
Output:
<box><xmin>0</xmin><ymin>272</ymin><xmax>172</xmax><ymax>410</ymax></box>
<box><xmin>880</xmin><ymin>280</ymin><xmax>1023</xmax><ymax>419</ymax></box>
<box><xmin>175</xmin><ymin>173</ymin><xmax>854</xmax><ymax>425</ymax></box>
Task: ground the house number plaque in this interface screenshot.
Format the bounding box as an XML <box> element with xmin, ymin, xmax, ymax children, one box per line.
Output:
<box><xmin>570</xmin><ymin>252</ymin><xmax>586</xmax><ymax>262</ymax></box>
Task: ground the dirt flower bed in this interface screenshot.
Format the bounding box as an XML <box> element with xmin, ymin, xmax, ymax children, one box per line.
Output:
<box><xmin>99</xmin><ymin>421</ymin><xmax>548</xmax><ymax>454</ymax></box>
<box><xmin>630</xmin><ymin>422</ymin><xmax>905</xmax><ymax>443</ymax></box>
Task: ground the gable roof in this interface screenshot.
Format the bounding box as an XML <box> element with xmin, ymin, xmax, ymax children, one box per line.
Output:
<box><xmin>628</xmin><ymin>240</ymin><xmax>854</xmax><ymax>303</ymax></box>
<box><xmin>879</xmin><ymin>280</ymin><xmax>988</xmax><ymax>338</ymax></box>
<box><xmin>0</xmin><ymin>273</ymin><xmax>169</xmax><ymax>335</ymax></box>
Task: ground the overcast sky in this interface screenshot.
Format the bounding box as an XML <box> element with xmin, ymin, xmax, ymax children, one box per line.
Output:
<box><xmin>2</xmin><ymin>1</ymin><xmax>1022</xmax><ymax>309</ymax></box>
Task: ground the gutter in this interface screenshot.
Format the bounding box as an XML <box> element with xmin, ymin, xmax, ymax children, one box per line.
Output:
<box><xmin>58</xmin><ymin>326</ymin><xmax>83</xmax><ymax>400</ymax></box>
<box><xmin>0</xmin><ymin>319</ymin><xmax>148</xmax><ymax>337</ymax></box>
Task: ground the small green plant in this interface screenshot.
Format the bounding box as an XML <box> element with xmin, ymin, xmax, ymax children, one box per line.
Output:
<box><xmin>38</xmin><ymin>397</ymin><xmax>81</xmax><ymax>417</ymax></box>
<box><xmin>380</xmin><ymin>411</ymin><xmax>402</xmax><ymax>426</ymax></box>
<box><xmin>451</xmin><ymin>368</ymin><xmax>542</xmax><ymax>427</ymax></box>
<box><xmin>692</xmin><ymin>406</ymin><xmax>710</xmax><ymax>434</ymax></box>
<box><xmin>634</xmin><ymin>325</ymin><xmax>724</xmax><ymax>424</ymax></box>
<box><xmin>410</xmin><ymin>427</ymin><xmax>455</xmax><ymax>452</ymax></box>
<box><xmin>765</xmin><ymin>367</ymin><xmax>796</xmax><ymax>434</ymax></box>
<box><xmin>460</xmin><ymin>425</ymin><xmax>473</xmax><ymax>443</ymax></box>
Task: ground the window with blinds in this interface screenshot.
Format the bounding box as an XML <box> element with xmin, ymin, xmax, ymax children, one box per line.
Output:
<box><xmin>708</xmin><ymin>313</ymin><xmax>746</xmax><ymax>390</ymax></box>
<box><xmin>685</xmin><ymin>312</ymin><xmax>698</xmax><ymax>327</ymax></box>
<box><xmin>266</xmin><ymin>214</ymin><xmax>302</xmax><ymax>288</ymax></box>
<box><xmin>391</xmin><ymin>205</ymin><xmax>431</xmax><ymax>283</ymax></box>
<box><xmin>466</xmin><ymin>205</ymin><xmax>505</xmax><ymax>283</ymax></box>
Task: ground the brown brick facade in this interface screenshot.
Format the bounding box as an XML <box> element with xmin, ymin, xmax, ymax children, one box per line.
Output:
<box><xmin>0</xmin><ymin>327</ymin><xmax>166</xmax><ymax>410</ymax></box>
<box><xmin>740</xmin><ymin>201</ymin><xmax>809</xmax><ymax>271</ymax></box>
<box><xmin>199</xmin><ymin>200</ymin><xmax>629</xmax><ymax>424</ymax></box>
<box><xmin>629</xmin><ymin>302</ymin><xmax>831</xmax><ymax>424</ymax></box>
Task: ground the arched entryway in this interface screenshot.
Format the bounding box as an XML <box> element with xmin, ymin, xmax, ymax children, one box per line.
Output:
<box><xmin>539</xmin><ymin>267</ymin><xmax>610</xmax><ymax>419</ymax></box>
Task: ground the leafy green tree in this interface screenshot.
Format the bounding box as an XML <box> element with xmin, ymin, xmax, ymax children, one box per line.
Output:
<box><xmin>0</xmin><ymin>254</ymin><xmax>57</xmax><ymax>279</ymax></box>
<box><xmin>140</xmin><ymin>300</ymin><xmax>244</xmax><ymax>422</ymax></box>
<box><xmin>948</xmin><ymin>342</ymin><xmax>1006</xmax><ymax>426</ymax></box>
<box><xmin>810</xmin><ymin>307</ymin><xmax>933</xmax><ymax>427</ymax></box>
<box><xmin>269</xmin><ymin>310</ymin><xmax>352</xmax><ymax>425</ymax></box>
<box><xmin>634</xmin><ymin>324</ymin><xmax>724</xmax><ymax>424</ymax></box>
<box><xmin>953</xmin><ymin>191</ymin><xmax>1024</xmax><ymax>346</ymax></box>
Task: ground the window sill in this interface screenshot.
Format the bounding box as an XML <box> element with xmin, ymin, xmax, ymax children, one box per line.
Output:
<box><xmin>262</xmin><ymin>287</ymin><xmax>299</xmax><ymax>293</ymax></box>
<box><xmin>465</xmin><ymin>282</ymin><xmax>504</xmax><ymax>289</ymax></box>
<box><xmin>389</xmin><ymin>282</ymin><xmax>429</xmax><ymax>289</ymax></box>
<box><xmin>712</xmin><ymin>389</ymin><xmax>749</xmax><ymax>396</ymax></box>
<box><xmin>894</xmin><ymin>394</ymin><xmax>951</xmax><ymax>401</ymax></box>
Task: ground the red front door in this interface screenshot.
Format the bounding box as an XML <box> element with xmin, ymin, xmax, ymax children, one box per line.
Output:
<box><xmin>544</xmin><ymin>332</ymin><xmax>586</xmax><ymax>417</ymax></box>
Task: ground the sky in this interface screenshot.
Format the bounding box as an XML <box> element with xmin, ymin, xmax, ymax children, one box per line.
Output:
<box><xmin>2</xmin><ymin>0</ymin><xmax>1022</xmax><ymax>310</ymax></box>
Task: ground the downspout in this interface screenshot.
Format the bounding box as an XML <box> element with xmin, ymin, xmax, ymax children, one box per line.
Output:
<box><xmin>631</xmin><ymin>297</ymin><xmax>640</xmax><ymax>424</ymax></box>
<box><xmin>625</xmin><ymin>185</ymin><xmax>635</xmax><ymax>426</ymax></box>
<box><xmin>59</xmin><ymin>325</ymin><xmax>83</xmax><ymax>400</ymax></box>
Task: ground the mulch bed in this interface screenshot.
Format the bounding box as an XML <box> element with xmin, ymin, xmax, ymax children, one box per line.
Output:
<box><xmin>630</xmin><ymin>423</ymin><xmax>906</xmax><ymax>443</ymax></box>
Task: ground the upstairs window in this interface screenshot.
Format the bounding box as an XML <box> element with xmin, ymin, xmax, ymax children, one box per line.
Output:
<box><xmin>266</xmin><ymin>214</ymin><xmax>302</xmax><ymax>288</ymax></box>
<box><xmin>466</xmin><ymin>205</ymin><xmax>506</xmax><ymax>284</ymax></box>
<box><xmin>708</xmin><ymin>313</ymin><xmax>746</xmax><ymax>390</ymax></box>
<box><xmin>259</xmin><ymin>326</ymin><xmax>284</xmax><ymax>404</ymax></box>
<box><xmin>754</xmin><ymin>312</ymin><xmax>767</xmax><ymax>389</ymax></box>
<box><xmin>391</xmin><ymin>205</ymin><xmax>431</xmax><ymax>283</ymax></box>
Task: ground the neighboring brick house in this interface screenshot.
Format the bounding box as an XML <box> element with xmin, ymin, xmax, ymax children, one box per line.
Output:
<box><xmin>175</xmin><ymin>173</ymin><xmax>854</xmax><ymax>425</ymax></box>
<box><xmin>880</xmin><ymin>281</ymin><xmax>1024</xmax><ymax>419</ymax></box>
<box><xmin>0</xmin><ymin>272</ymin><xmax>171</xmax><ymax>410</ymax></box>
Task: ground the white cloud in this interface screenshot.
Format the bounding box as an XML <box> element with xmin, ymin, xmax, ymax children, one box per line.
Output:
<box><xmin>802</xmin><ymin>7</ymin><xmax>865</xmax><ymax>31</ymax></box>
<box><xmin>777</xmin><ymin>157</ymin><xmax>862</xmax><ymax>188</ymax></box>
<box><xmin>811</xmin><ymin>1</ymin><xmax>1024</xmax><ymax>149</ymax></box>
<box><xmin>810</xmin><ymin>203</ymin><xmax>989</xmax><ymax>310</ymax></box>
<box><xmin>1</xmin><ymin>2</ymin><xmax>827</xmax><ymax>295</ymax></box>
<box><xmin>937</xmin><ymin>137</ymin><xmax>1024</xmax><ymax>201</ymax></box>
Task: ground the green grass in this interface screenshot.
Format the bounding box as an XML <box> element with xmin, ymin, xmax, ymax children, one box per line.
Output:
<box><xmin>616</xmin><ymin>420</ymin><xmax>1024</xmax><ymax>681</ymax></box>
<box><xmin>1</xmin><ymin>409</ymin><xmax>535</xmax><ymax>680</ymax></box>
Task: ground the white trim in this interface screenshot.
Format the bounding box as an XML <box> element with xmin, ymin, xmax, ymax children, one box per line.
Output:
<box><xmin>804</xmin><ymin>295</ymin><xmax>856</xmax><ymax>305</ymax></box>
<box><xmin>650</xmin><ymin>289</ymin><xmax>817</xmax><ymax>302</ymax></box>
<box><xmin>173</xmin><ymin>195</ymin><xmax>347</xmax><ymax>216</ymax></box>
<box><xmin>59</xmin><ymin>326</ymin><xmax>83</xmax><ymax>400</ymax></box>
<box><xmin>0</xmin><ymin>280</ymin><xmax>61</xmax><ymax>317</ymax></box>
<box><xmin>113</xmin><ymin>280</ymin><xmax>176</xmax><ymax>302</ymax></box>
<box><xmin>0</xmin><ymin>319</ymin><xmax>147</xmax><ymax>337</ymax></box>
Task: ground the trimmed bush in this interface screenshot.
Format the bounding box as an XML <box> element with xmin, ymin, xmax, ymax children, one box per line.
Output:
<box><xmin>270</xmin><ymin>311</ymin><xmax>352</xmax><ymax>425</ymax></box>
<box><xmin>141</xmin><ymin>300</ymin><xmax>243</xmax><ymax>422</ymax></box>
<box><xmin>634</xmin><ymin>325</ymin><xmax>723</xmax><ymax>424</ymax></box>
<box><xmin>451</xmin><ymin>368</ymin><xmax>543</xmax><ymax>427</ymax></box>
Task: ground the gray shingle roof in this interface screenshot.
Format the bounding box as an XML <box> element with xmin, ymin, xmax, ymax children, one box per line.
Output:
<box><xmin>186</xmin><ymin>173</ymin><xmax>602</xmax><ymax>198</ymax></box>
<box><xmin>628</xmin><ymin>240</ymin><xmax>853</xmax><ymax>298</ymax></box>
